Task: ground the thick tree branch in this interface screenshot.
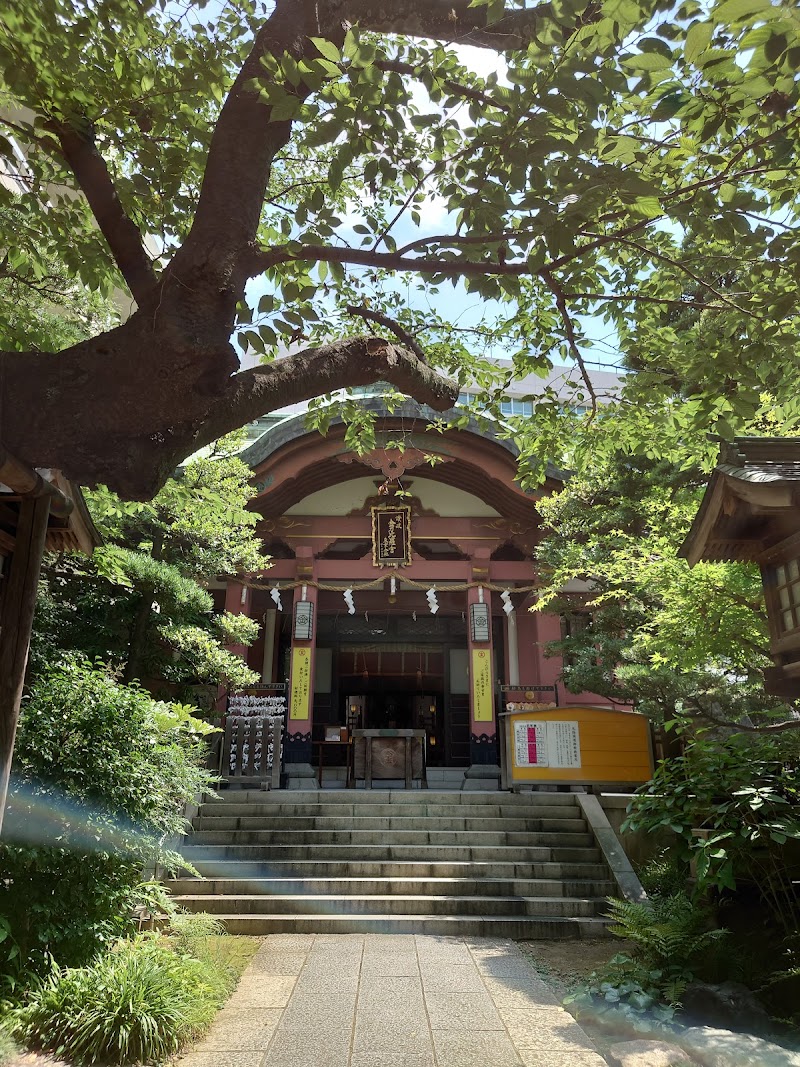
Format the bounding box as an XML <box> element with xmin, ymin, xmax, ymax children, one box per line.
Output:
<box><xmin>0</xmin><ymin>330</ymin><xmax>456</xmax><ymax>498</ymax></box>
<box><xmin>48</xmin><ymin>120</ymin><xmax>158</xmax><ymax>304</ymax></box>
<box><xmin>346</xmin><ymin>305</ymin><xmax>428</xmax><ymax>362</ymax></box>
<box><xmin>348</xmin><ymin>0</ymin><xmax>564</xmax><ymax>51</ymax></box>
<box><xmin>198</xmin><ymin>336</ymin><xmax>456</xmax><ymax>446</ymax></box>
<box><xmin>690</xmin><ymin>700</ymin><xmax>800</xmax><ymax>734</ymax></box>
<box><xmin>249</xmin><ymin>242</ymin><xmax>549</xmax><ymax>278</ymax></box>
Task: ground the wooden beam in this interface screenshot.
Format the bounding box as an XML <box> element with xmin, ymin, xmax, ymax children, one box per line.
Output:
<box><xmin>0</xmin><ymin>494</ymin><xmax>50</xmax><ymax>834</ymax></box>
<box><xmin>0</xmin><ymin>446</ymin><xmax>73</xmax><ymax>519</ymax></box>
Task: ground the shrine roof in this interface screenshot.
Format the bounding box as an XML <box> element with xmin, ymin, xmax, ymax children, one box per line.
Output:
<box><xmin>679</xmin><ymin>438</ymin><xmax>800</xmax><ymax>566</ymax></box>
<box><xmin>240</xmin><ymin>397</ymin><xmax>566</xmax><ymax>483</ymax></box>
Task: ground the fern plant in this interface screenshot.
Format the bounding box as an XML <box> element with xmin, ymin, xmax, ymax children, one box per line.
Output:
<box><xmin>606</xmin><ymin>893</ymin><xmax>727</xmax><ymax>972</ymax></box>
<box><xmin>567</xmin><ymin>893</ymin><xmax>729</xmax><ymax>1026</ymax></box>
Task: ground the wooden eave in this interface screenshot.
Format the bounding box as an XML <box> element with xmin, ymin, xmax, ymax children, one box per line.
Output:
<box><xmin>680</xmin><ymin>468</ymin><xmax>800</xmax><ymax>566</ymax></box>
<box><xmin>0</xmin><ymin>450</ymin><xmax>101</xmax><ymax>557</ymax></box>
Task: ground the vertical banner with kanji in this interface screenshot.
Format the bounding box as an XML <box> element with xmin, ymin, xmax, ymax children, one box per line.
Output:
<box><xmin>290</xmin><ymin>646</ymin><xmax>312</xmax><ymax>721</ymax></box>
<box><xmin>471</xmin><ymin>648</ymin><xmax>494</xmax><ymax>722</ymax></box>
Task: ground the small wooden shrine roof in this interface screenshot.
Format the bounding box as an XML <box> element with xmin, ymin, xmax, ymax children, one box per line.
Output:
<box><xmin>0</xmin><ymin>449</ymin><xmax>100</xmax><ymax>557</ymax></box>
<box><xmin>679</xmin><ymin>438</ymin><xmax>800</xmax><ymax>566</ymax></box>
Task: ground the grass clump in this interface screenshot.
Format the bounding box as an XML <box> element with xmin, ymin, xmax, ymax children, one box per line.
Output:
<box><xmin>11</xmin><ymin>928</ymin><xmax>233</xmax><ymax>1066</ymax></box>
<box><xmin>0</xmin><ymin>1025</ymin><xmax>18</xmax><ymax>1066</ymax></box>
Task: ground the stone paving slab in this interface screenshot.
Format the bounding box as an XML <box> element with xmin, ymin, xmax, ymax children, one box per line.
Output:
<box><xmin>176</xmin><ymin>934</ymin><xmax>604</xmax><ymax>1067</ymax></box>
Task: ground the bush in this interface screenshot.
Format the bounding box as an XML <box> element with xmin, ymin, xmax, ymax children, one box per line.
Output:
<box><xmin>0</xmin><ymin>1025</ymin><xmax>18</xmax><ymax>1066</ymax></box>
<box><xmin>637</xmin><ymin>850</ymin><xmax>689</xmax><ymax>898</ymax></box>
<box><xmin>624</xmin><ymin>733</ymin><xmax>800</xmax><ymax>932</ymax></box>
<box><xmin>0</xmin><ymin>657</ymin><xmax>216</xmax><ymax>980</ymax></box>
<box><xmin>566</xmin><ymin>893</ymin><xmax>727</xmax><ymax>1028</ymax></box>
<box><xmin>565</xmin><ymin>952</ymin><xmax>679</xmax><ymax>1029</ymax></box>
<box><xmin>167</xmin><ymin>912</ymin><xmax>240</xmax><ymax>990</ymax></box>
<box><xmin>11</xmin><ymin>935</ymin><xmax>229</xmax><ymax>1066</ymax></box>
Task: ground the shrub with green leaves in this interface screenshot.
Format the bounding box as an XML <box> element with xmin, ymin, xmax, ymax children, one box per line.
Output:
<box><xmin>624</xmin><ymin>733</ymin><xmax>800</xmax><ymax>932</ymax></box>
<box><xmin>565</xmin><ymin>952</ymin><xmax>678</xmax><ymax>1030</ymax></box>
<box><xmin>0</xmin><ymin>1024</ymin><xmax>18</xmax><ymax>1067</ymax></box>
<box><xmin>0</xmin><ymin>657</ymin><xmax>216</xmax><ymax>981</ymax></box>
<box><xmin>605</xmin><ymin>894</ymin><xmax>726</xmax><ymax>975</ymax></box>
<box><xmin>10</xmin><ymin>935</ymin><xmax>229</xmax><ymax>1066</ymax></box>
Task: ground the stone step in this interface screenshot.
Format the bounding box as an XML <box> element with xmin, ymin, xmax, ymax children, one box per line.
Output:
<box><xmin>169</xmin><ymin>893</ymin><xmax>606</xmax><ymax>917</ymax></box>
<box><xmin>206</xmin><ymin>790</ymin><xmax>580</xmax><ymax>807</ymax></box>
<box><xmin>170</xmin><ymin>786</ymin><xmax>620</xmax><ymax>940</ymax></box>
<box><xmin>180</xmin><ymin>859</ymin><xmax>610</xmax><ymax>880</ymax></box>
<box><xmin>200</xmin><ymin>802</ymin><xmax>584</xmax><ymax>819</ymax></box>
<box><xmin>179</xmin><ymin>843</ymin><xmax>601</xmax><ymax>863</ymax></box>
<box><xmin>165</xmin><ymin>876</ymin><xmax>616</xmax><ymax>898</ymax></box>
<box><xmin>187</xmin><ymin>829</ymin><xmax>595</xmax><ymax>847</ymax></box>
<box><xmin>191</xmin><ymin>815</ymin><xmax>587</xmax><ymax>832</ymax></box>
<box><xmin>181</xmin><ymin>912</ymin><xmax>610</xmax><ymax>938</ymax></box>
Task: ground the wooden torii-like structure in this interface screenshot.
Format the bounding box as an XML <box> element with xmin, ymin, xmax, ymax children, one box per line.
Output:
<box><xmin>0</xmin><ymin>446</ymin><xmax>100</xmax><ymax>832</ymax></box>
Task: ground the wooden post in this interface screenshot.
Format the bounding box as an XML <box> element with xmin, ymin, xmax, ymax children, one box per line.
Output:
<box><xmin>0</xmin><ymin>495</ymin><xmax>50</xmax><ymax>834</ymax></box>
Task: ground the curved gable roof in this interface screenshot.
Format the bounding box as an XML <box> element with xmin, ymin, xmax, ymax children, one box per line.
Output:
<box><xmin>242</xmin><ymin>399</ymin><xmax>565</xmax><ymax>526</ymax></box>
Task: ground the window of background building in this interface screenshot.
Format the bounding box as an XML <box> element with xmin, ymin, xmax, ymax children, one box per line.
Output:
<box><xmin>775</xmin><ymin>560</ymin><xmax>800</xmax><ymax>633</ymax></box>
<box><xmin>500</xmin><ymin>398</ymin><xmax>534</xmax><ymax>417</ymax></box>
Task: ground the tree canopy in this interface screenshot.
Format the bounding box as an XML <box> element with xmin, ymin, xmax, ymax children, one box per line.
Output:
<box><xmin>32</xmin><ymin>438</ymin><xmax>266</xmax><ymax>697</ymax></box>
<box><xmin>534</xmin><ymin>443</ymin><xmax>800</xmax><ymax>732</ymax></box>
<box><xmin>1</xmin><ymin>0</ymin><xmax>799</xmax><ymax>497</ymax></box>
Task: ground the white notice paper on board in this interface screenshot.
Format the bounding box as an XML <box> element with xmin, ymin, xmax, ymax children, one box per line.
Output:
<box><xmin>545</xmin><ymin>721</ymin><xmax>581</xmax><ymax>768</ymax></box>
<box><xmin>514</xmin><ymin>720</ymin><xmax>581</xmax><ymax>769</ymax></box>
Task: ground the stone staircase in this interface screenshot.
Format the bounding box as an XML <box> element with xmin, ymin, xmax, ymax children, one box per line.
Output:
<box><xmin>166</xmin><ymin>790</ymin><xmax>616</xmax><ymax>938</ymax></box>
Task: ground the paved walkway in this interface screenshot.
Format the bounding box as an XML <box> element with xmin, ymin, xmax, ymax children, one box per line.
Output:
<box><xmin>178</xmin><ymin>934</ymin><xmax>606</xmax><ymax>1067</ymax></box>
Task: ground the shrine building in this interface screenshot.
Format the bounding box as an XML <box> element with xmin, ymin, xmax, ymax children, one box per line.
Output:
<box><xmin>217</xmin><ymin>394</ymin><xmax>618</xmax><ymax>787</ymax></box>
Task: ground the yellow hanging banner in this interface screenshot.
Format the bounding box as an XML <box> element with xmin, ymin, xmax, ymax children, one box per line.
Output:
<box><xmin>290</xmin><ymin>646</ymin><xmax>312</xmax><ymax>721</ymax></box>
<box><xmin>471</xmin><ymin>648</ymin><xmax>494</xmax><ymax>722</ymax></box>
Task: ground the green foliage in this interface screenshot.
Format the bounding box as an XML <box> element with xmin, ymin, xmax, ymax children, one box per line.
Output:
<box><xmin>625</xmin><ymin>734</ymin><xmax>800</xmax><ymax>931</ymax></box>
<box><xmin>0</xmin><ymin>658</ymin><xmax>216</xmax><ymax>978</ymax></box>
<box><xmin>606</xmin><ymin>895</ymin><xmax>727</xmax><ymax>973</ymax></box>
<box><xmin>9</xmin><ymin>935</ymin><xmax>228</xmax><ymax>1066</ymax></box>
<box><xmin>534</xmin><ymin>446</ymin><xmax>799</xmax><ymax>731</ymax></box>
<box><xmin>637</xmin><ymin>850</ymin><xmax>690</xmax><ymax>900</ymax></box>
<box><xmin>0</xmin><ymin>203</ymin><xmax>119</xmax><ymax>352</ymax></box>
<box><xmin>0</xmin><ymin>1024</ymin><xmax>18</xmax><ymax>1067</ymax></box>
<box><xmin>565</xmin><ymin>953</ymin><xmax>678</xmax><ymax>1029</ymax></box>
<box><xmin>567</xmin><ymin>893</ymin><xmax>726</xmax><ymax>1028</ymax></box>
<box><xmin>31</xmin><ymin>446</ymin><xmax>266</xmax><ymax>697</ymax></box>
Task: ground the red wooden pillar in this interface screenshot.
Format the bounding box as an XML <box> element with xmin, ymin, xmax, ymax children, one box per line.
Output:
<box><xmin>285</xmin><ymin>548</ymin><xmax>317</xmax><ymax>772</ymax></box>
<box><xmin>466</xmin><ymin>567</ymin><xmax>498</xmax><ymax>769</ymax></box>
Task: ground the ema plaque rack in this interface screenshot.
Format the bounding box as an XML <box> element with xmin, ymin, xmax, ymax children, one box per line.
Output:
<box><xmin>221</xmin><ymin>692</ymin><xmax>286</xmax><ymax>789</ymax></box>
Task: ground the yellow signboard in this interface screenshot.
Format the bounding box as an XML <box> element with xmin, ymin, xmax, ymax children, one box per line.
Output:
<box><xmin>471</xmin><ymin>649</ymin><xmax>494</xmax><ymax>723</ymax></box>
<box><xmin>290</xmin><ymin>646</ymin><xmax>312</xmax><ymax>721</ymax></box>
<box><xmin>503</xmin><ymin>706</ymin><xmax>653</xmax><ymax>787</ymax></box>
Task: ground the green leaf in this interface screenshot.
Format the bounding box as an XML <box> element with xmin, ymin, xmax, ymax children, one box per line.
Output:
<box><xmin>631</xmin><ymin>196</ymin><xmax>662</xmax><ymax>218</ymax></box>
<box><xmin>685</xmin><ymin>21</ymin><xmax>713</xmax><ymax>63</ymax></box>
<box><xmin>714</xmin><ymin>0</ymin><xmax>775</xmax><ymax>23</ymax></box>
<box><xmin>310</xmin><ymin>37</ymin><xmax>341</xmax><ymax>64</ymax></box>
